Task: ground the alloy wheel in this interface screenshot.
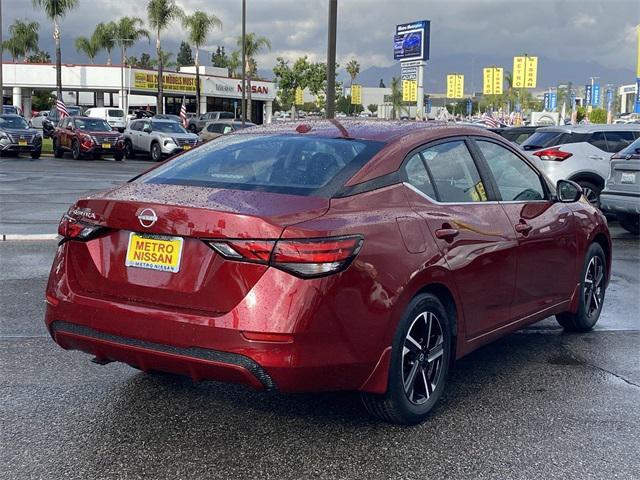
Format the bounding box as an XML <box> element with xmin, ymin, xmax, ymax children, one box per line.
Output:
<box><xmin>402</xmin><ymin>311</ymin><xmax>445</xmax><ymax>405</ymax></box>
<box><xmin>151</xmin><ymin>143</ymin><xmax>161</xmax><ymax>162</ymax></box>
<box><xmin>581</xmin><ymin>186</ymin><xmax>599</xmax><ymax>208</ymax></box>
<box><xmin>583</xmin><ymin>256</ymin><xmax>604</xmax><ymax>318</ymax></box>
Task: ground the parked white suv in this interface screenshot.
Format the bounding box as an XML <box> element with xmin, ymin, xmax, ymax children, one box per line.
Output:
<box><xmin>521</xmin><ymin>124</ymin><xmax>640</xmax><ymax>206</ymax></box>
<box><xmin>84</xmin><ymin>107</ymin><xmax>127</xmax><ymax>132</ymax></box>
<box><xmin>124</xmin><ymin>119</ymin><xmax>200</xmax><ymax>161</ymax></box>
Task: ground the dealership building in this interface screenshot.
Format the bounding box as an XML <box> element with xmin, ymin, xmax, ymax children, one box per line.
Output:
<box><xmin>1</xmin><ymin>62</ymin><xmax>276</xmax><ymax>123</ymax></box>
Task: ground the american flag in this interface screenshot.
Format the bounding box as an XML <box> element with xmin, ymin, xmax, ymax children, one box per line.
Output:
<box><xmin>56</xmin><ymin>98</ymin><xmax>69</xmax><ymax>119</ymax></box>
<box><xmin>480</xmin><ymin>112</ymin><xmax>499</xmax><ymax>128</ymax></box>
<box><xmin>179</xmin><ymin>99</ymin><xmax>188</xmax><ymax>129</ymax></box>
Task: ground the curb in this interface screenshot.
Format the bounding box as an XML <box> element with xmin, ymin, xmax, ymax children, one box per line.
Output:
<box><xmin>1</xmin><ymin>234</ymin><xmax>59</xmax><ymax>241</ymax></box>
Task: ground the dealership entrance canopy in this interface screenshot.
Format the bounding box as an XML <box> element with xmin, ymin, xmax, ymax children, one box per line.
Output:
<box><xmin>1</xmin><ymin>63</ymin><xmax>276</xmax><ymax>123</ymax></box>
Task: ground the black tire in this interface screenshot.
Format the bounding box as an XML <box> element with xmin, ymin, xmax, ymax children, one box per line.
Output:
<box><xmin>71</xmin><ymin>140</ymin><xmax>82</xmax><ymax>160</ymax></box>
<box><xmin>124</xmin><ymin>140</ymin><xmax>135</xmax><ymax>159</ymax></box>
<box><xmin>30</xmin><ymin>149</ymin><xmax>41</xmax><ymax>159</ymax></box>
<box><xmin>556</xmin><ymin>242</ymin><xmax>607</xmax><ymax>332</ymax></box>
<box><xmin>53</xmin><ymin>139</ymin><xmax>64</xmax><ymax>158</ymax></box>
<box><xmin>114</xmin><ymin>152</ymin><xmax>124</xmax><ymax>162</ymax></box>
<box><xmin>150</xmin><ymin>142</ymin><xmax>163</xmax><ymax>162</ymax></box>
<box><xmin>576</xmin><ymin>180</ymin><xmax>601</xmax><ymax>209</ymax></box>
<box><xmin>618</xmin><ymin>214</ymin><xmax>640</xmax><ymax>235</ymax></box>
<box><xmin>361</xmin><ymin>293</ymin><xmax>452</xmax><ymax>425</ymax></box>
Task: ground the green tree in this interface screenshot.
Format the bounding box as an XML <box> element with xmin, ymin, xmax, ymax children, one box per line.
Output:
<box><xmin>183</xmin><ymin>11</ymin><xmax>222</xmax><ymax>115</ymax></box>
<box><xmin>26</xmin><ymin>50</ymin><xmax>51</xmax><ymax>63</ymax></box>
<box><xmin>367</xmin><ymin>103</ymin><xmax>378</xmax><ymax>114</ymax></box>
<box><xmin>147</xmin><ymin>0</ymin><xmax>184</xmax><ymax>114</ymax></box>
<box><xmin>3</xmin><ymin>20</ymin><xmax>40</xmax><ymax>61</ymax></box>
<box><xmin>74</xmin><ymin>35</ymin><xmax>100</xmax><ymax>63</ymax></box>
<box><xmin>236</xmin><ymin>32</ymin><xmax>271</xmax><ymax>121</ymax></box>
<box><xmin>93</xmin><ymin>22</ymin><xmax>117</xmax><ymax>65</ymax></box>
<box><xmin>389</xmin><ymin>77</ymin><xmax>406</xmax><ymax>119</ymax></box>
<box><xmin>176</xmin><ymin>41</ymin><xmax>194</xmax><ymax>67</ymax></box>
<box><xmin>589</xmin><ymin>108</ymin><xmax>607</xmax><ymax>124</ymax></box>
<box><xmin>114</xmin><ymin>16</ymin><xmax>150</xmax><ymax>67</ymax></box>
<box><xmin>227</xmin><ymin>50</ymin><xmax>240</xmax><ymax>78</ymax></box>
<box><xmin>151</xmin><ymin>50</ymin><xmax>176</xmax><ymax>69</ymax></box>
<box><xmin>211</xmin><ymin>45</ymin><xmax>227</xmax><ymax>68</ymax></box>
<box><xmin>273</xmin><ymin>56</ymin><xmax>310</xmax><ymax>114</ymax></box>
<box><xmin>32</xmin><ymin>0</ymin><xmax>79</xmax><ymax>98</ymax></box>
<box><xmin>32</xmin><ymin>90</ymin><xmax>55</xmax><ymax>110</ymax></box>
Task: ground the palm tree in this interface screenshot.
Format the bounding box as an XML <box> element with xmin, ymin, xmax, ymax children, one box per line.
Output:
<box><xmin>4</xmin><ymin>20</ymin><xmax>40</xmax><ymax>61</ymax></box>
<box><xmin>227</xmin><ymin>50</ymin><xmax>240</xmax><ymax>78</ymax></box>
<box><xmin>74</xmin><ymin>36</ymin><xmax>100</xmax><ymax>63</ymax></box>
<box><xmin>114</xmin><ymin>17</ymin><xmax>150</xmax><ymax>69</ymax></box>
<box><xmin>183</xmin><ymin>11</ymin><xmax>222</xmax><ymax>116</ymax></box>
<box><xmin>389</xmin><ymin>77</ymin><xmax>406</xmax><ymax>120</ymax></box>
<box><xmin>93</xmin><ymin>22</ymin><xmax>117</xmax><ymax>65</ymax></box>
<box><xmin>32</xmin><ymin>0</ymin><xmax>79</xmax><ymax>98</ymax></box>
<box><xmin>150</xmin><ymin>50</ymin><xmax>176</xmax><ymax>69</ymax></box>
<box><xmin>236</xmin><ymin>32</ymin><xmax>271</xmax><ymax>121</ymax></box>
<box><xmin>147</xmin><ymin>0</ymin><xmax>184</xmax><ymax>114</ymax></box>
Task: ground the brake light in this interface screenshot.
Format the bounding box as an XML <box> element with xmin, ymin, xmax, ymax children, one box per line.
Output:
<box><xmin>207</xmin><ymin>235</ymin><xmax>363</xmax><ymax>278</ymax></box>
<box><xmin>58</xmin><ymin>214</ymin><xmax>105</xmax><ymax>241</ymax></box>
<box><xmin>533</xmin><ymin>148</ymin><xmax>573</xmax><ymax>161</ymax></box>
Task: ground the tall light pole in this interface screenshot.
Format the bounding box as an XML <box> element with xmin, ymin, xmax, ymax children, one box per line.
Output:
<box><xmin>241</xmin><ymin>0</ymin><xmax>246</xmax><ymax>126</ymax></box>
<box><xmin>326</xmin><ymin>0</ymin><xmax>337</xmax><ymax>119</ymax></box>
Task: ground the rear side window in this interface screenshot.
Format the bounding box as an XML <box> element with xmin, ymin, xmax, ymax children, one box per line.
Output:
<box><xmin>139</xmin><ymin>134</ymin><xmax>385</xmax><ymax>197</ymax></box>
<box><xmin>108</xmin><ymin>109</ymin><xmax>124</xmax><ymax>118</ymax></box>
<box><xmin>521</xmin><ymin>131</ymin><xmax>588</xmax><ymax>150</ymax></box>
<box><xmin>589</xmin><ymin>132</ymin><xmax>608</xmax><ymax>151</ymax></box>
<box><xmin>404</xmin><ymin>153</ymin><xmax>436</xmax><ymax>198</ymax></box>
<box><xmin>420</xmin><ymin>141</ymin><xmax>488</xmax><ymax>203</ymax></box>
<box><xmin>219</xmin><ymin>112</ymin><xmax>234</xmax><ymax>119</ymax></box>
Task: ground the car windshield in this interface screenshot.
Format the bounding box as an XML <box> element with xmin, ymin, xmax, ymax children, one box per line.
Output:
<box><xmin>0</xmin><ymin>116</ymin><xmax>29</xmax><ymax>129</ymax></box>
<box><xmin>108</xmin><ymin>110</ymin><xmax>124</xmax><ymax>118</ymax></box>
<box><xmin>75</xmin><ymin>118</ymin><xmax>112</xmax><ymax>132</ymax></box>
<box><xmin>138</xmin><ymin>134</ymin><xmax>385</xmax><ymax>197</ymax></box>
<box><xmin>152</xmin><ymin>122</ymin><xmax>187</xmax><ymax>133</ymax></box>
<box><xmin>619</xmin><ymin>137</ymin><xmax>640</xmax><ymax>156</ymax></box>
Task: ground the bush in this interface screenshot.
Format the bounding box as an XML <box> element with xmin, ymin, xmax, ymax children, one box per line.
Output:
<box><xmin>589</xmin><ymin>108</ymin><xmax>607</xmax><ymax>124</ymax></box>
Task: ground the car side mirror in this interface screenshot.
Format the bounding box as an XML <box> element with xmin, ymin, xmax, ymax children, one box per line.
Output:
<box><xmin>143</xmin><ymin>126</ymin><xmax>152</xmax><ymax>133</ymax></box>
<box><xmin>556</xmin><ymin>179</ymin><xmax>582</xmax><ymax>203</ymax></box>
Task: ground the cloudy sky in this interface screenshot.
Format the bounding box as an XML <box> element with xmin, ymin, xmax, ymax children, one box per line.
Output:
<box><xmin>2</xmin><ymin>0</ymin><xmax>638</xmax><ymax>81</ymax></box>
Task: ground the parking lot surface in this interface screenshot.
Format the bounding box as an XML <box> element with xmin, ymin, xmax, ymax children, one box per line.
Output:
<box><xmin>1</xmin><ymin>155</ymin><xmax>639</xmax><ymax>479</ymax></box>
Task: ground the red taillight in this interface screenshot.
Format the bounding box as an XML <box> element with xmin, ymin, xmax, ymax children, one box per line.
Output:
<box><xmin>207</xmin><ymin>235</ymin><xmax>363</xmax><ymax>278</ymax></box>
<box><xmin>58</xmin><ymin>214</ymin><xmax>105</xmax><ymax>241</ymax></box>
<box><xmin>533</xmin><ymin>148</ymin><xmax>573</xmax><ymax>161</ymax></box>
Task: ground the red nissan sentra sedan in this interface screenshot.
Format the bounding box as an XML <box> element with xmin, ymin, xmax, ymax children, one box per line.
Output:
<box><xmin>45</xmin><ymin>121</ymin><xmax>611</xmax><ymax>424</ymax></box>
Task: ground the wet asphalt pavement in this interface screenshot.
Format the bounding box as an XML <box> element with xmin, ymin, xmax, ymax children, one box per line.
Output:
<box><xmin>1</xmin><ymin>156</ymin><xmax>639</xmax><ymax>479</ymax></box>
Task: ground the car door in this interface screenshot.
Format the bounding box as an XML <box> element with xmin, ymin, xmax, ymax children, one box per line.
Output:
<box><xmin>138</xmin><ymin>121</ymin><xmax>151</xmax><ymax>151</ymax></box>
<box><xmin>472</xmin><ymin>138</ymin><xmax>578</xmax><ymax>319</ymax></box>
<box><xmin>59</xmin><ymin>118</ymin><xmax>70</xmax><ymax>149</ymax></box>
<box><xmin>403</xmin><ymin>138</ymin><xmax>518</xmax><ymax>339</ymax></box>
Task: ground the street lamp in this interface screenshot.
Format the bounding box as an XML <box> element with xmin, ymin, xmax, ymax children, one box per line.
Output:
<box><xmin>326</xmin><ymin>0</ymin><xmax>338</xmax><ymax>119</ymax></box>
<box><xmin>241</xmin><ymin>0</ymin><xmax>246</xmax><ymax>126</ymax></box>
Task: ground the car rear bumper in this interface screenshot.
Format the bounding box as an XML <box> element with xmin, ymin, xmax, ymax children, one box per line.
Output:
<box><xmin>44</xmin><ymin>256</ymin><xmax>379</xmax><ymax>393</ymax></box>
<box><xmin>600</xmin><ymin>191</ymin><xmax>640</xmax><ymax>214</ymax></box>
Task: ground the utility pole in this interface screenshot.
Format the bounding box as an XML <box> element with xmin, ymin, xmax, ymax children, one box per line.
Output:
<box><xmin>241</xmin><ymin>0</ymin><xmax>246</xmax><ymax>126</ymax></box>
<box><xmin>0</xmin><ymin>0</ymin><xmax>4</xmax><ymax>108</ymax></box>
<box><xmin>326</xmin><ymin>0</ymin><xmax>337</xmax><ymax>119</ymax></box>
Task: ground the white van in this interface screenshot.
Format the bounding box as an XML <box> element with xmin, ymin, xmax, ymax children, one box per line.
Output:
<box><xmin>84</xmin><ymin>107</ymin><xmax>126</xmax><ymax>131</ymax></box>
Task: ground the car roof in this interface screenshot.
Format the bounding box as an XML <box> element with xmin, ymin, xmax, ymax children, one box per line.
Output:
<box><xmin>536</xmin><ymin>124</ymin><xmax>640</xmax><ymax>133</ymax></box>
<box><xmin>233</xmin><ymin>119</ymin><xmax>490</xmax><ymax>143</ymax></box>
<box><xmin>148</xmin><ymin>119</ymin><xmax>177</xmax><ymax>124</ymax></box>
<box><xmin>0</xmin><ymin>114</ymin><xmax>22</xmax><ymax>119</ymax></box>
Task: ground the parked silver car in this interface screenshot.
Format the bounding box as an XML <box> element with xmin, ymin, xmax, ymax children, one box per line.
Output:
<box><xmin>600</xmin><ymin>137</ymin><xmax>640</xmax><ymax>234</ymax></box>
<box><xmin>187</xmin><ymin>111</ymin><xmax>235</xmax><ymax>133</ymax></box>
<box><xmin>521</xmin><ymin>124</ymin><xmax>640</xmax><ymax>207</ymax></box>
<box><xmin>123</xmin><ymin>119</ymin><xmax>200</xmax><ymax>161</ymax></box>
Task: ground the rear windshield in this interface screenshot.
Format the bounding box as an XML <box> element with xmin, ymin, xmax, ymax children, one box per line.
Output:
<box><xmin>152</xmin><ymin>122</ymin><xmax>187</xmax><ymax>133</ymax></box>
<box><xmin>619</xmin><ymin>137</ymin><xmax>640</xmax><ymax>156</ymax></box>
<box><xmin>138</xmin><ymin>134</ymin><xmax>385</xmax><ymax>197</ymax></box>
<box><xmin>521</xmin><ymin>131</ymin><xmax>588</xmax><ymax>150</ymax></box>
<box><xmin>219</xmin><ymin>112</ymin><xmax>234</xmax><ymax>119</ymax></box>
<box><xmin>108</xmin><ymin>109</ymin><xmax>124</xmax><ymax>118</ymax></box>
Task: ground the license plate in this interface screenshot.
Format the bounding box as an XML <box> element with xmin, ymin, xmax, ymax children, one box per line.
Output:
<box><xmin>182</xmin><ymin>145</ymin><xmax>191</xmax><ymax>150</ymax></box>
<box><xmin>18</xmin><ymin>140</ymin><xmax>28</xmax><ymax>146</ymax></box>
<box><xmin>620</xmin><ymin>172</ymin><xmax>636</xmax><ymax>184</ymax></box>
<box><xmin>125</xmin><ymin>232</ymin><xmax>183</xmax><ymax>273</ymax></box>
<box><xmin>102</xmin><ymin>143</ymin><xmax>111</xmax><ymax>149</ymax></box>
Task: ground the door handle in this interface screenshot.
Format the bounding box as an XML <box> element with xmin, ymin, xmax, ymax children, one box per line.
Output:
<box><xmin>435</xmin><ymin>227</ymin><xmax>459</xmax><ymax>241</ymax></box>
<box><xmin>514</xmin><ymin>221</ymin><xmax>532</xmax><ymax>235</ymax></box>
<box><xmin>589</xmin><ymin>155</ymin><xmax>605</xmax><ymax>160</ymax></box>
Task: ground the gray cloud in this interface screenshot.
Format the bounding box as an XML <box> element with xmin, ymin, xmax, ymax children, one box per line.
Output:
<box><xmin>2</xmin><ymin>0</ymin><xmax>638</xmax><ymax>77</ymax></box>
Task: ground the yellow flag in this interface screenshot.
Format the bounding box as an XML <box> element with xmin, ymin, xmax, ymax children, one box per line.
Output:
<box><xmin>483</xmin><ymin>67</ymin><xmax>503</xmax><ymax>95</ymax></box>
<box><xmin>403</xmin><ymin>80</ymin><xmax>417</xmax><ymax>102</ymax></box>
<box><xmin>295</xmin><ymin>87</ymin><xmax>304</xmax><ymax>106</ymax></box>
<box><xmin>446</xmin><ymin>74</ymin><xmax>464</xmax><ymax>99</ymax></box>
<box><xmin>351</xmin><ymin>84</ymin><xmax>362</xmax><ymax>105</ymax></box>
<box><xmin>513</xmin><ymin>56</ymin><xmax>537</xmax><ymax>89</ymax></box>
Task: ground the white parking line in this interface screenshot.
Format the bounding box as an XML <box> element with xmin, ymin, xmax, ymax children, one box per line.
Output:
<box><xmin>1</xmin><ymin>234</ymin><xmax>59</xmax><ymax>241</ymax></box>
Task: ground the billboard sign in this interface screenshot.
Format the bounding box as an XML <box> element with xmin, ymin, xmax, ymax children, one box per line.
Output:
<box><xmin>592</xmin><ymin>84</ymin><xmax>601</xmax><ymax>107</ymax></box>
<box><xmin>394</xmin><ymin>20</ymin><xmax>430</xmax><ymax>61</ymax></box>
<box><xmin>543</xmin><ymin>93</ymin><xmax>550</xmax><ymax>110</ymax></box>
<box><xmin>585</xmin><ymin>84</ymin><xmax>592</xmax><ymax>106</ymax></box>
<box><xmin>401</xmin><ymin>65</ymin><xmax>418</xmax><ymax>81</ymax></box>
<box><xmin>550</xmin><ymin>92</ymin><xmax>557</xmax><ymax>111</ymax></box>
